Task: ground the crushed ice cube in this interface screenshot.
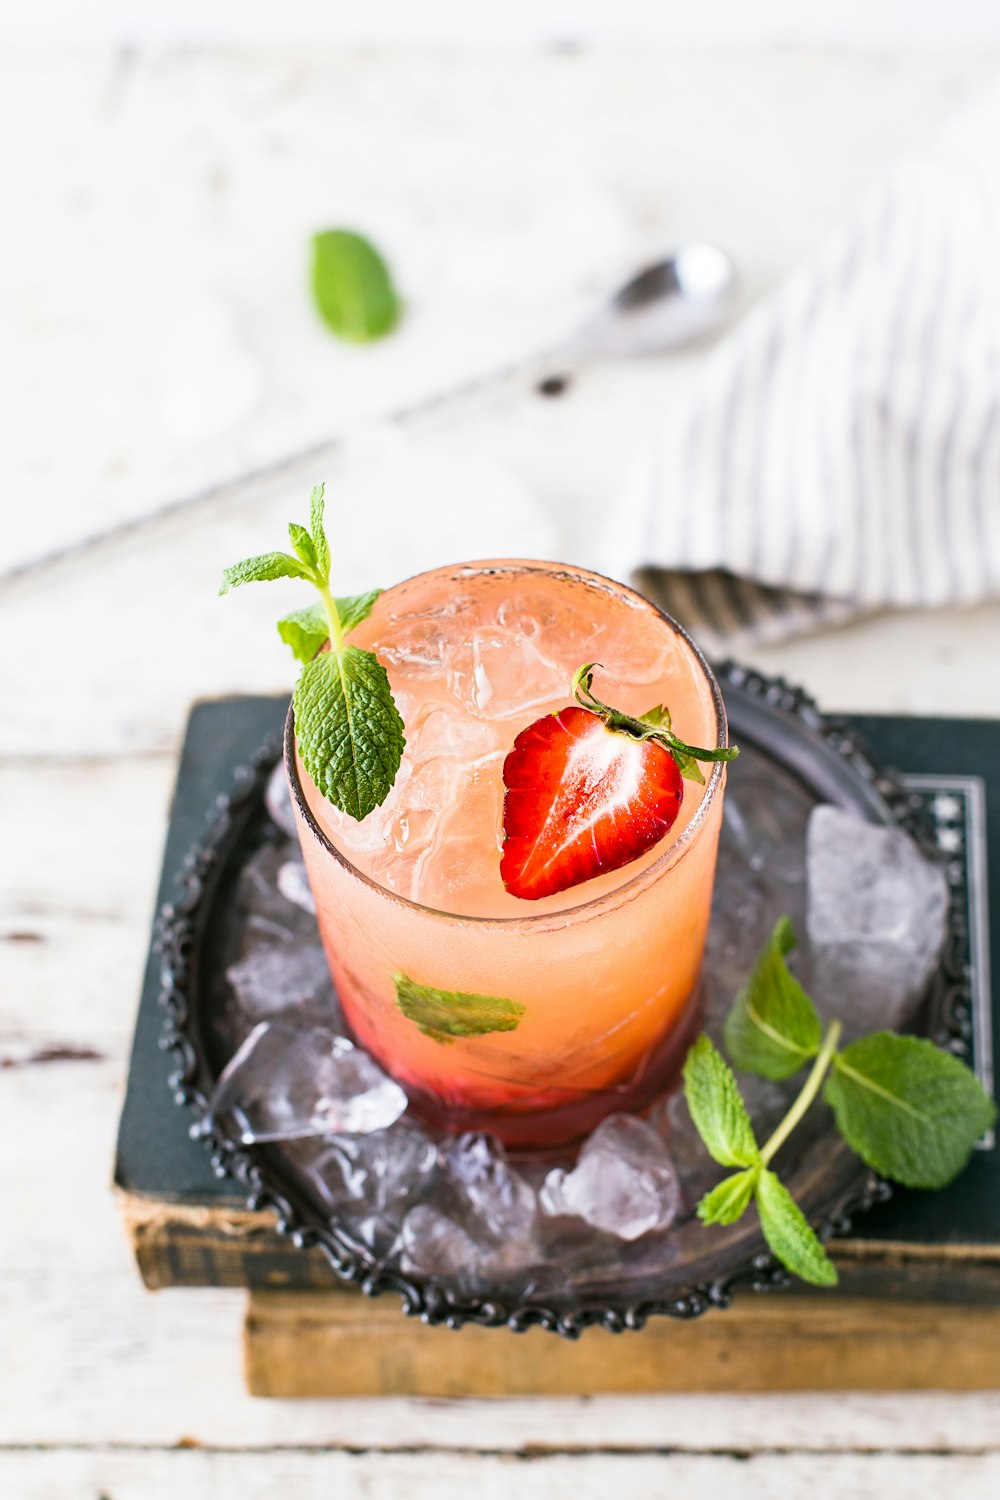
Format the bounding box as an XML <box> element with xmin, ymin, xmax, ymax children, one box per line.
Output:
<box><xmin>454</xmin><ymin>629</ymin><xmax>568</xmax><ymax>718</ymax></box>
<box><xmin>540</xmin><ymin>1113</ymin><xmax>682</xmax><ymax>1241</ymax></box>
<box><xmin>208</xmin><ymin>1022</ymin><xmax>408</xmax><ymax>1142</ymax></box>
<box><xmin>226</xmin><ymin>941</ymin><xmax>332</xmax><ymax>1020</ymax></box>
<box><xmin>265</xmin><ymin>761</ymin><xmax>298</xmax><ymax>838</ymax></box>
<box><xmin>441</xmin><ymin>1132</ymin><xmax>537</xmax><ymax>1239</ymax></box>
<box><xmin>806</xmin><ymin>805</ymin><xmax>950</xmax><ymax>1031</ymax></box>
<box><xmin>276</xmin><ymin>859</ymin><xmax>316</xmax><ymax>915</ymax></box>
<box><xmin>236</xmin><ymin>843</ymin><xmax>316</xmax><ymax>946</ymax></box>
<box><xmin>378</xmin><ymin>619</ymin><xmax>452</xmax><ymax>677</ymax></box>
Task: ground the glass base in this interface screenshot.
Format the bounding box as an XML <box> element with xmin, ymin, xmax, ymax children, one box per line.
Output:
<box><xmin>385</xmin><ymin>983</ymin><xmax>705</xmax><ymax>1152</ymax></box>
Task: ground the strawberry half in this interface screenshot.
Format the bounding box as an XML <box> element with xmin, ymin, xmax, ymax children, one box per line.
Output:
<box><xmin>500</xmin><ymin>663</ymin><xmax>738</xmax><ymax>902</ymax></box>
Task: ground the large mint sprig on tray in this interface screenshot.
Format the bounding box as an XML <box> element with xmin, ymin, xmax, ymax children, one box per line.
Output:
<box><xmin>683</xmin><ymin>917</ymin><xmax>996</xmax><ymax>1286</ymax></box>
<box><xmin>220</xmin><ymin>484</ymin><xmax>404</xmax><ymax>822</ymax></box>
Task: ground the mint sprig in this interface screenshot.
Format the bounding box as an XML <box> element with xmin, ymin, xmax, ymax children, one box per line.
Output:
<box><xmin>683</xmin><ymin>1035</ymin><xmax>838</xmax><ymax>1286</ymax></box>
<box><xmin>572</xmin><ymin>663</ymin><xmax>739</xmax><ymax>783</ymax></box>
<box><xmin>684</xmin><ymin>917</ymin><xmax>996</xmax><ymax>1285</ymax></box>
<box><xmin>220</xmin><ymin>484</ymin><xmax>402</xmax><ymax>821</ymax></box>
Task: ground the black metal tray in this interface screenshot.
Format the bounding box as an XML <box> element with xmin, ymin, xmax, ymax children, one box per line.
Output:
<box><xmin>157</xmin><ymin>664</ymin><xmax>969</xmax><ymax>1335</ymax></box>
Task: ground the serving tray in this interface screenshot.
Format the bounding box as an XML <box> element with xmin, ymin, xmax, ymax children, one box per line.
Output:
<box><xmin>157</xmin><ymin>664</ymin><xmax>971</xmax><ymax>1335</ymax></box>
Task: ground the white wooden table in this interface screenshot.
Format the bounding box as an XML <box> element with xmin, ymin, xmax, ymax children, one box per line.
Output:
<box><xmin>3</xmin><ymin>46</ymin><xmax>1000</xmax><ymax>1499</ymax></box>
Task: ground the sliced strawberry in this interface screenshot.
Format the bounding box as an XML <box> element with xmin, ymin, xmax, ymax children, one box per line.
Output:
<box><xmin>501</xmin><ymin>706</ymin><xmax>684</xmax><ymax>901</ymax></box>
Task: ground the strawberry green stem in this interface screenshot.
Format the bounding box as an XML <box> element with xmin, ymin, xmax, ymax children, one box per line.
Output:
<box><xmin>572</xmin><ymin>662</ymin><xmax>739</xmax><ymax>766</ymax></box>
<box><xmin>759</xmin><ymin>1019</ymin><xmax>843</xmax><ymax>1167</ymax></box>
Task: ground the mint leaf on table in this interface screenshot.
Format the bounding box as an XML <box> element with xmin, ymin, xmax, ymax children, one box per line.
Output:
<box><xmin>311</xmin><ymin>229</ymin><xmax>402</xmax><ymax>344</ymax></box>
<box><xmin>753</xmin><ymin>1168</ymin><xmax>838</xmax><ymax>1287</ymax></box>
<box><xmin>683</xmin><ymin>1036</ymin><xmax>760</xmax><ymax>1169</ymax></box>
<box><xmin>394</xmin><ymin>973</ymin><xmax>527</xmax><ymax>1046</ymax></box>
<box><xmin>697</xmin><ymin>1166</ymin><xmax>759</xmax><ymax>1226</ymax></box>
<box><xmin>294</xmin><ymin>646</ymin><xmax>404</xmax><ymax>823</ymax></box>
<box><xmin>221</xmin><ymin>484</ymin><xmax>403</xmax><ymax>821</ymax></box>
<box><xmin>824</xmin><ymin>1032</ymin><xmax>997</xmax><ymax>1190</ymax></box>
<box><xmin>723</xmin><ymin>916</ymin><xmax>822</xmax><ymax>1081</ymax></box>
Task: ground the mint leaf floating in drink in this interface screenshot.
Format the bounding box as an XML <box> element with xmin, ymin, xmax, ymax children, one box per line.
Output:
<box><xmin>311</xmin><ymin>228</ymin><xmax>402</xmax><ymax>344</ymax></box>
<box><xmin>724</xmin><ymin>916</ymin><xmax>822</xmax><ymax>1081</ymax></box>
<box><xmin>220</xmin><ymin>483</ymin><xmax>402</xmax><ymax>821</ymax></box>
<box><xmin>500</xmin><ymin>663</ymin><xmax>738</xmax><ymax>900</ymax></box>
<box><xmin>394</xmin><ymin>973</ymin><xmax>527</xmax><ymax>1046</ymax></box>
<box><xmin>683</xmin><ymin>917</ymin><xmax>996</xmax><ymax>1285</ymax></box>
<box><xmin>824</xmin><ymin>1033</ymin><xmax>997</xmax><ymax>1190</ymax></box>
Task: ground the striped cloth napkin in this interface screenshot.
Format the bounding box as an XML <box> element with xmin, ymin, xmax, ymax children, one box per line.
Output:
<box><xmin>607</xmin><ymin>85</ymin><xmax>1000</xmax><ymax>654</ymax></box>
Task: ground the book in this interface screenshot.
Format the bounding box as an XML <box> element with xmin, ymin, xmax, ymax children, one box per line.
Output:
<box><xmin>115</xmin><ymin>695</ymin><xmax>1000</xmax><ymax>1300</ymax></box>
<box><xmin>243</xmin><ymin>1289</ymin><xmax>1000</xmax><ymax>1396</ymax></box>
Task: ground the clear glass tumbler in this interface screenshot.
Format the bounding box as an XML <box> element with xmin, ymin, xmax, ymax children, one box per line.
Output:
<box><xmin>286</xmin><ymin>560</ymin><xmax>729</xmax><ymax>1148</ymax></box>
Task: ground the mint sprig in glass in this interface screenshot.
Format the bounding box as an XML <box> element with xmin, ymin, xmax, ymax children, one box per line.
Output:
<box><xmin>220</xmin><ymin>484</ymin><xmax>404</xmax><ymax>822</ymax></box>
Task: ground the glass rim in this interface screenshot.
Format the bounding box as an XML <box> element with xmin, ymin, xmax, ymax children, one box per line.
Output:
<box><xmin>284</xmin><ymin>557</ymin><xmax>729</xmax><ymax>929</ymax></box>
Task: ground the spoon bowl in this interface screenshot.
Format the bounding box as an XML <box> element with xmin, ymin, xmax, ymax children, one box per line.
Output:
<box><xmin>569</xmin><ymin>243</ymin><xmax>738</xmax><ymax>362</ymax></box>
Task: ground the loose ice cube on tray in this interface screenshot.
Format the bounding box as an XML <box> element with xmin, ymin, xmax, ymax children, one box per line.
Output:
<box><xmin>540</xmin><ymin>1113</ymin><xmax>682</xmax><ymax>1241</ymax></box>
<box><xmin>292</xmin><ymin>1122</ymin><xmax>437</xmax><ymax>1251</ymax></box>
<box><xmin>264</xmin><ymin>761</ymin><xmax>298</xmax><ymax>839</ymax></box>
<box><xmin>208</xmin><ymin>1023</ymin><xmax>408</xmax><ymax>1143</ymax></box>
<box><xmin>398</xmin><ymin>1202</ymin><xmax>540</xmax><ymax>1285</ymax></box>
<box><xmin>806</xmin><ymin>805</ymin><xmax>949</xmax><ymax>1031</ymax></box>
<box><xmin>441</xmin><ymin>1132</ymin><xmax>537</xmax><ymax>1240</ymax></box>
<box><xmin>276</xmin><ymin>859</ymin><xmax>315</xmax><ymax>914</ymax></box>
<box><xmin>226</xmin><ymin>941</ymin><xmax>332</xmax><ymax>1021</ymax></box>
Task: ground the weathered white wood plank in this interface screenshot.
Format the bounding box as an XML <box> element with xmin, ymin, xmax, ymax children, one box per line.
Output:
<box><xmin>3</xmin><ymin>1449</ymin><xmax>1000</xmax><ymax>1500</ymax></box>
<box><xmin>0</xmin><ymin>760</ymin><xmax>172</xmax><ymax>1052</ymax></box>
<box><xmin>5</xmin><ymin>48</ymin><xmax>997</xmax><ymax>580</ymax></box>
<box><xmin>6</xmin><ymin>488</ymin><xmax>1000</xmax><ymax>761</ymax></box>
<box><xmin>3</xmin><ymin>1056</ymin><xmax>1000</xmax><ymax>1452</ymax></box>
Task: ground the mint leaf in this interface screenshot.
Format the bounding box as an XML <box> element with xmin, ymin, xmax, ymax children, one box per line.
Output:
<box><xmin>219</xmin><ymin>551</ymin><xmax>311</xmax><ymax>594</ymax></box>
<box><xmin>683</xmin><ymin>1035</ymin><xmax>760</xmax><ymax>1169</ymax></box>
<box><xmin>724</xmin><ymin>917</ymin><xmax>822</xmax><ymax>1081</ymax></box>
<box><xmin>277</xmin><ymin>592</ymin><xmax>382</xmax><ymax>664</ymax></box>
<box><xmin>311</xmin><ymin>229</ymin><xmax>402</xmax><ymax>344</ymax></box>
<box><xmin>754</xmin><ymin>1169</ymin><xmax>838</xmax><ymax>1287</ymax></box>
<box><xmin>336</xmin><ymin>589</ymin><xmax>382</xmax><ymax>635</ymax></box>
<box><xmin>394</xmin><ymin>972</ymin><xmax>526</xmax><ymax>1045</ymax></box>
<box><xmin>824</xmin><ymin>1032</ymin><xmax>996</xmax><ymax>1190</ymax></box>
<box><xmin>294</xmin><ymin>646</ymin><xmax>404</xmax><ymax>821</ymax></box>
<box><xmin>288</xmin><ymin>522</ymin><xmax>317</xmax><ymax>570</ymax></box>
<box><xmin>698</xmin><ymin>1166</ymin><xmax>759</xmax><ymax>1226</ymax></box>
<box><xmin>309</xmin><ymin>484</ymin><xmax>329</xmax><ymax>582</ymax></box>
<box><xmin>277</xmin><ymin>603</ymin><xmax>329</xmax><ymax>665</ymax></box>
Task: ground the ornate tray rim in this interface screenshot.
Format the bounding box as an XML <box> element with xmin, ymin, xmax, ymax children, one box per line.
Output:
<box><xmin>156</xmin><ymin>663</ymin><xmax>967</xmax><ymax>1337</ymax></box>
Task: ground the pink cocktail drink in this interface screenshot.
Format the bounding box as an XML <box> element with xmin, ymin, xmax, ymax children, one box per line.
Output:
<box><xmin>287</xmin><ymin>561</ymin><xmax>728</xmax><ymax>1147</ymax></box>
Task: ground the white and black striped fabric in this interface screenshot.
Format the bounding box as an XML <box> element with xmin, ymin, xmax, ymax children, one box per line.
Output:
<box><xmin>610</xmin><ymin>86</ymin><xmax>1000</xmax><ymax>653</ymax></box>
